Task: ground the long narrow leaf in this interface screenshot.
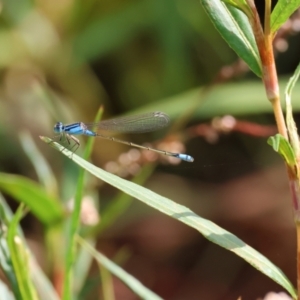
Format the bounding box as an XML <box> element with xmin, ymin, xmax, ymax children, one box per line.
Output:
<box><xmin>41</xmin><ymin>137</ymin><xmax>297</xmax><ymax>299</ymax></box>
<box><xmin>129</xmin><ymin>78</ymin><xmax>300</xmax><ymax>119</ymax></box>
<box><xmin>19</xmin><ymin>131</ymin><xmax>58</xmax><ymax>195</ymax></box>
<box><xmin>77</xmin><ymin>236</ymin><xmax>163</xmax><ymax>300</ymax></box>
<box><xmin>199</xmin><ymin>0</ymin><xmax>261</xmax><ymax>77</ymax></box>
<box><xmin>0</xmin><ymin>173</ymin><xmax>64</xmax><ymax>226</ymax></box>
<box><xmin>285</xmin><ymin>61</ymin><xmax>300</xmax><ymax>158</ymax></box>
<box><xmin>271</xmin><ymin>0</ymin><xmax>300</xmax><ymax>34</ymax></box>
<box><xmin>7</xmin><ymin>204</ymin><xmax>38</xmax><ymax>300</ymax></box>
<box><xmin>63</xmin><ymin>107</ymin><xmax>103</xmax><ymax>300</ymax></box>
<box><xmin>0</xmin><ymin>194</ymin><xmax>60</xmax><ymax>300</ymax></box>
<box><xmin>0</xmin><ymin>280</ymin><xmax>15</xmax><ymax>300</ymax></box>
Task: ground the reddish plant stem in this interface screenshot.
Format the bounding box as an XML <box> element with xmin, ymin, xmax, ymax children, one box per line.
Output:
<box><xmin>246</xmin><ymin>0</ymin><xmax>299</xmax><ymax>297</ymax></box>
<box><xmin>297</xmin><ymin>222</ymin><xmax>300</xmax><ymax>300</ymax></box>
<box><xmin>247</xmin><ymin>0</ymin><xmax>288</xmax><ymax>139</ymax></box>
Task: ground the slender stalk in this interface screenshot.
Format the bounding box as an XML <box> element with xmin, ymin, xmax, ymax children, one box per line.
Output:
<box><xmin>246</xmin><ymin>1</ymin><xmax>299</xmax><ymax>296</ymax></box>
<box><xmin>246</xmin><ymin>0</ymin><xmax>288</xmax><ymax>139</ymax></box>
<box><xmin>271</xmin><ymin>95</ymin><xmax>288</xmax><ymax>139</ymax></box>
<box><xmin>264</xmin><ymin>0</ymin><xmax>271</xmax><ymax>37</ymax></box>
<box><xmin>295</xmin><ymin>174</ymin><xmax>300</xmax><ymax>300</ymax></box>
<box><xmin>62</xmin><ymin>107</ymin><xmax>103</xmax><ymax>300</ymax></box>
<box><xmin>297</xmin><ymin>223</ymin><xmax>300</xmax><ymax>299</ymax></box>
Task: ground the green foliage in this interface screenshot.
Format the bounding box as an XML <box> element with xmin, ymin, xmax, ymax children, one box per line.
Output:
<box><xmin>200</xmin><ymin>0</ymin><xmax>261</xmax><ymax>77</ymax></box>
<box><xmin>0</xmin><ymin>195</ymin><xmax>60</xmax><ymax>300</ymax></box>
<box><xmin>285</xmin><ymin>61</ymin><xmax>300</xmax><ymax>159</ymax></box>
<box><xmin>221</xmin><ymin>0</ymin><xmax>252</xmax><ymax>18</ymax></box>
<box><xmin>0</xmin><ymin>173</ymin><xmax>64</xmax><ymax>226</ymax></box>
<box><xmin>63</xmin><ymin>107</ymin><xmax>102</xmax><ymax>300</ymax></box>
<box><xmin>1</xmin><ymin>0</ymin><xmax>300</xmax><ymax>299</ymax></box>
<box><xmin>267</xmin><ymin>134</ymin><xmax>297</xmax><ymax>168</ymax></box>
<box><xmin>42</xmin><ymin>136</ymin><xmax>297</xmax><ymax>298</ymax></box>
<box><xmin>7</xmin><ymin>204</ymin><xmax>39</xmax><ymax>300</ymax></box>
<box><xmin>271</xmin><ymin>0</ymin><xmax>300</xmax><ymax>34</ymax></box>
<box><xmin>78</xmin><ymin>236</ymin><xmax>163</xmax><ymax>300</ymax></box>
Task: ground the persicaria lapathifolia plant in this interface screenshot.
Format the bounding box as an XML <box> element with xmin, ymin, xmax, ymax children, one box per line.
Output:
<box><xmin>200</xmin><ymin>0</ymin><xmax>300</xmax><ymax>299</ymax></box>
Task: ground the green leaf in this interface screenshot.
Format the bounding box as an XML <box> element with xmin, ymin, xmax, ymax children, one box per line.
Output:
<box><xmin>0</xmin><ymin>194</ymin><xmax>60</xmax><ymax>300</ymax></box>
<box><xmin>2</xmin><ymin>0</ymin><xmax>33</xmax><ymax>24</ymax></box>
<box><xmin>267</xmin><ymin>134</ymin><xmax>297</xmax><ymax>168</ymax></box>
<box><xmin>0</xmin><ymin>194</ymin><xmax>22</xmax><ymax>299</ymax></box>
<box><xmin>86</xmin><ymin>165</ymin><xmax>155</xmax><ymax>237</ymax></box>
<box><xmin>73</xmin><ymin>2</ymin><xmax>151</xmax><ymax>64</ymax></box>
<box><xmin>129</xmin><ymin>78</ymin><xmax>300</xmax><ymax>120</ymax></box>
<box><xmin>77</xmin><ymin>236</ymin><xmax>163</xmax><ymax>300</ymax></box>
<box><xmin>63</xmin><ymin>107</ymin><xmax>103</xmax><ymax>300</ymax></box>
<box><xmin>271</xmin><ymin>0</ymin><xmax>300</xmax><ymax>34</ymax></box>
<box><xmin>221</xmin><ymin>0</ymin><xmax>252</xmax><ymax>17</ymax></box>
<box><xmin>19</xmin><ymin>130</ymin><xmax>58</xmax><ymax>195</ymax></box>
<box><xmin>0</xmin><ymin>173</ymin><xmax>64</xmax><ymax>226</ymax></box>
<box><xmin>41</xmin><ymin>137</ymin><xmax>297</xmax><ymax>299</ymax></box>
<box><xmin>0</xmin><ymin>280</ymin><xmax>15</xmax><ymax>300</ymax></box>
<box><xmin>199</xmin><ymin>0</ymin><xmax>261</xmax><ymax>77</ymax></box>
<box><xmin>7</xmin><ymin>204</ymin><xmax>39</xmax><ymax>300</ymax></box>
<box><xmin>285</xmin><ymin>62</ymin><xmax>300</xmax><ymax>158</ymax></box>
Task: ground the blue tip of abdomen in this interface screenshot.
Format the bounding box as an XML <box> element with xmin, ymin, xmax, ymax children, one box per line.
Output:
<box><xmin>175</xmin><ymin>154</ymin><xmax>194</xmax><ymax>162</ymax></box>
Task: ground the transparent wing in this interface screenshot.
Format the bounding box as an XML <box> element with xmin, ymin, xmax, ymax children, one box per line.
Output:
<box><xmin>85</xmin><ymin>111</ymin><xmax>170</xmax><ymax>133</ymax></box>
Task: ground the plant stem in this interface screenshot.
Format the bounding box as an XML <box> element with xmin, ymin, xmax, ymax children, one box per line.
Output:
<box><xmin>246</xmin><ymin>1</ymin><xmax>299</xmax><ymax>297</ymax></box>
<box><xmin>264</xmin><ymin>0</ymin><xmax>271</xmax><ymax>37</ymax></box>
<box><xmin>247</xmin><ymin>0</ymin><xmax>288</xmax><ymax>139</ymax></box>
<box><xmin>62</xmin><ymin>107</ymin><xmax>103</xmax><ymax>300</ymax></box>
<box><xmin>297</xmin><ymin>222</ymin><xmax>300</xmax><ymax>299</ymax></box>
<box><xmin>250</xmin><ymin>0</ymin><xmax>299</xmax><ymax>297</ymax></box>
<box><xmin>271</xmin><ymin>95</ymin><xmax>288</xmax><ymax>139</ymax></box>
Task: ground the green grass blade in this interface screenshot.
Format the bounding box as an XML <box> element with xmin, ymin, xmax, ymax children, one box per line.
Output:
<box><xmin>129</xmin><ymin>78</ymin><xmax>300</xmax><ymax>119</ymax></box>
<box><xmin>73</xmin><ymin>239</ymin><xmax>96</xmax><ymax>298</ymax></box>
<box><xmin>19</xmin><ymin>130</ymin><xmax>58</xmax><ymax>195</ymax></box>
<box><xmin>0</xmin><ymin>173</ymin><xmax>64</xmax><ymax>226</ymax></box>
<box><xmin>0</xmin><ymin>279</ymin><xmax>15</xmax><ymax>300</ymax></box>
<box><xmin>99</xmin><ymin>263</ymin><xmax>115</xmax><ymax>300</ymax></box>
<box><xmin>271</xmin><ymin>0</ymin><xmax>300</xmax><ymax>34</ymax></box>
<box><xmin>77</xmin><ymin>236</ymin><xmax>163</xmax><ymax>300</ymax></box>
<box><xmin>7</xmin><ymin>204</ymin><xmax>39</xmax><ymax>300</ymax></box>
<box><xmin>199</xmin><ymin>0</ymin><xmax>261</xmax><ymax>77</ymax></box>
<box><xmin>0</xmin><ymin>194</ymin><xmax>60</xmax><ymax>300</ymax></box>
<box><xmin>0</xmin><ymin>194</ymin><xmax>24</xmax><ymax>299</ymax></box>
<box><xmin>63</xmin><ymin>107</ymin><xmax>103</xmax><ymax>300</ymax></box>
<box><xmin>73</xmin><ymin>2</ymin><xmax>150</xmax><ymax>64</ymax></box>
<box><xmin>86</xmin><ymin>164</ymin><xmax>155</xmax><ymax>238</ymax></box>
<box><xmin>41</xmin><ymin>137</ymin><xmax>297</xmax><ymax>299</ymax></box>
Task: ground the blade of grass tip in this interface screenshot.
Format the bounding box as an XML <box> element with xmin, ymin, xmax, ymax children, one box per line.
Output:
<box><xmin>19</xmin><ymin>130</ymin><xmax>58</xmax><ymax>196</ymax></box>
<box><xmin>63</xmin><ymin>106</ymin><xmax>103</xmax><ymax>300</ymax></box>
<box><xmin>77</xmin><ymin>236</ymin><xmax>163</xmax><ymax>300</ymax></box>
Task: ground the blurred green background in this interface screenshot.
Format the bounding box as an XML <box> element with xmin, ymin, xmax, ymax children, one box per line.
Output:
<box><xmin>0</xmin><ymin>0</ymin><xmax>299</xmax><ymax>299</ymax></box>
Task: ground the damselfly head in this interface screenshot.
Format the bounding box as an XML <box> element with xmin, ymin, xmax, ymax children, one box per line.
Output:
<box><xmin>53</xmin><ymin>122</ymin><xmax>64</xmax><ymax>133</ymax></box>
